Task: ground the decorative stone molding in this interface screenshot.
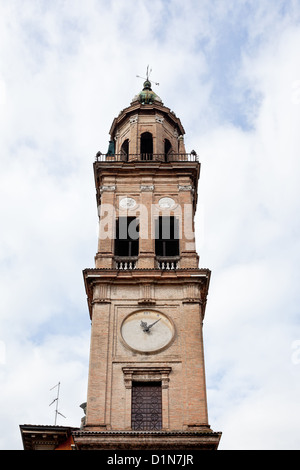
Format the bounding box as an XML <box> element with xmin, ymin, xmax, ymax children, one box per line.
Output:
<box><xmin>129</xmin><ymin>114</ymin><xmax>138</xmax><ymax>124</ymax></box>
<box><xmin>119</xmin><ymin>197</ymin><xmax>136</xmax><ymax>209</ymax></box>
<box><xmin>138</xmin><ymin>283</ymin><xmax>155</xmax><ymax>304</ymax></box>
<box><xmin>140</xmin><ymin>184</ymin><xmax>154</xmax><ymax>192</ymax></box>
<box><xmin>155</xmin><ymin>115</ymin><xmax>164</xmax><ymax>123</ymax></box>
<box><xmin>100</xmin><ymin>185</ymin><xmax>116</xmax><ymax>193</ymax></box>
<box><xmin>183</xmin><ymin>283</ymin><xmax>201</xmax><ymax>304</ymax></box>
<box><xmin>92</xmin><ymin>283</ymin><xmax>111</xmax><ymax>304</ymax></box>
<box><xmin>122</xmin><ymin>366</ymin><xmax>172</xmax><ymax>389</ymax></box>
<box><xmin>178</xmin><ymin>184</ymin><xmax>194</xmax><ymax>192</ymax></box>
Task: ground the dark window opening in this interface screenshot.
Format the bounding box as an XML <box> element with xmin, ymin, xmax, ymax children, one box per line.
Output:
<box><xmin>164</xmin><ymin>139</ymin><xmax>172</xmax><ymax>161</ymax></box>
<box><xmin>140</xmin><ymin>132</ymin><xmax>153</xmax><ymax>160</ymax></box>
<box><xmin>155</xmin><ymin>216</ymin><xmax>179</xmax><ymax>257</ymax></box>
<box><xmin>131</xmin><ymin>382</ymin><xmax>162</xmax><ymax>431</ymax></box>
<box><xmin>115</xmin><ymin>217</ymin><xmax>139</xmax><ymax>257</ymax></box>
<box><xmin>121</xmin><ymin>139</ymin><xmax>129</xmax><ymax>161</ymax></box>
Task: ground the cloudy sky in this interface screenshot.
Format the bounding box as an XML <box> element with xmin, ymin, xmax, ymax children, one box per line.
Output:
<box><xmin>1</xmin><ymin>0</ymin><xmax>300</xmax><ymax>450</ymax></box>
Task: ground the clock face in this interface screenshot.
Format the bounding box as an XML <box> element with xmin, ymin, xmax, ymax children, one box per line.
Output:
<box><xmin>120</xmin><ymin>310</ymin><xmax>175</xmax><ymax>354</ymax></box>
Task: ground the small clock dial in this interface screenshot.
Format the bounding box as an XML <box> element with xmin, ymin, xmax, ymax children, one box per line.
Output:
<box><xmin>120</xmin><ymin>310</ymin><xmax>174</xmax><ymax>354</ymax></box>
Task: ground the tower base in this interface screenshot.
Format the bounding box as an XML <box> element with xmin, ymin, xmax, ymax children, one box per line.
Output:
<box><xmin>72</xmin><ymin>429</ymin><xmax>221</xmax><ymax>451</ymax></box>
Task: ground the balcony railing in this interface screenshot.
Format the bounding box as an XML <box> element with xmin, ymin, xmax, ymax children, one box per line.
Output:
<box><xmin>114</xmin><ymin>256</ymin><xmax>179</xmax><ymax>270</ymax></box>
<box><xmin>95</xmin><ymin>152</ymin><xmax>198</xmax><ymax>163</ymax></box>
<box><xmin>156</xmin><ymin>257</ymin><xmax>180</xmax><ymax>270</ymax></box>
<box><xmin>114</xmin><ymin>257</ymin><xmax>138</xmax><ymax>270</ymax></box>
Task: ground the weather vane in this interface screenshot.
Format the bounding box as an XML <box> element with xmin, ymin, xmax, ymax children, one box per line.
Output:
<box><xmin>136</xmin><ymin>65</ymin><xmax>159</xmax><ymax>86</ymax></box>
<box><xmin>49</xmin><ymin>382</ymin><xmax>66</xmax><ymax>425</ymax></box>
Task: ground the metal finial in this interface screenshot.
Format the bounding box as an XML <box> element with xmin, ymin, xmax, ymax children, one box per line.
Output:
<box><xmin>136</xmin><ymin>65</ymin><xmax>159</xmax><ymax>86</ymax></box>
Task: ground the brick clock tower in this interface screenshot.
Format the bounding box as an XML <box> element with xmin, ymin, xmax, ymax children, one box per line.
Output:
<box><xmin>72</xmin><ymin>79</ymin><xmax>221</xmax><ymax>451</ymax></box>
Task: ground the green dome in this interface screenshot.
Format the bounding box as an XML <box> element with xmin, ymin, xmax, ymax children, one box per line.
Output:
<box><xmin>132</xmin><ymin>80</ymin><xmax>162</xmax><ymax>105</ymax></box>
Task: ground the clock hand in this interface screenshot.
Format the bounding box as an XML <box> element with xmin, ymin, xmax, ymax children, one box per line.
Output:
<box><xmin>140</xmin><ymin>318</ymin><xmax>161</xmax><ymax>333</ymax></box>
<box><xmin>147</xmin><ymin>318</ymin><xmax>161</xmax><ymax>330</ymax></box>
<box><xmin>140</xmin><ymin>320</ymin><xmax>149</xmax><ymax>332</ymax></box>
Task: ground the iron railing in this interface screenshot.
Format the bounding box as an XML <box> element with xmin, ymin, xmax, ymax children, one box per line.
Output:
<box><xmin>95</xmin><ymin>152</ymin><xmax>198</xmax><ymax>163</ymax></box>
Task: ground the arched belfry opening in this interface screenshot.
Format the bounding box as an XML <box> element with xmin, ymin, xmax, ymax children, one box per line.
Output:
<box><xmin>164</xmin><ymin>139</ymin><xmax>172</xmax><ymax>161</ymax></box>
<box><xmin>121</xmin><ymin>139</ymin><xmax>129</xmax><ymax>161</ymax></box>
<box><xmin>140</xmin><ymin>132</ymin><xmax>153</xmax><ymax>160</ymax></box>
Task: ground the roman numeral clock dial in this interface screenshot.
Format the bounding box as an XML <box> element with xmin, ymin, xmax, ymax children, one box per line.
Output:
<box><xmin>120</xmin><ymin>310</ymin><xmax>175</xmax><ymax>354</ymax></box>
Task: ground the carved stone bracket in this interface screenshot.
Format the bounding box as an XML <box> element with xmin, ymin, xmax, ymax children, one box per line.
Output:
<box><xmin>155</xmin><ymin>115</ymin><xmax>164</xmax><ymax>123</ymax></box>
<box><xmin>100</xmin><ymin>185</ymin><xmax>116</xmax><ymax>193</ymax></box>
<box><xmin>140</xmin><ymin>184</ymin><xmax>154</xmax><ymax>192</ymax></box>
<box><xmin>130</xmin><ymin>115</ymin><xmax>138</xmax><ymax>124</ymax></box>
<box><xmin>178</xmin><ymin>184</ymin><xmax>194</xmax><ymax>192</ymax></box>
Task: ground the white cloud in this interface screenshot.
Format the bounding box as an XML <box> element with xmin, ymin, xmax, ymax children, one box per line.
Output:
<box><xmin>196</xmin><ymin>4</ymin><xmax>300</xmax><ymax>449</ymax></box>
<box><xmin>0</xmin><ymin>0</ymin><xmax>300</xmax><ymax>450</ymax></box>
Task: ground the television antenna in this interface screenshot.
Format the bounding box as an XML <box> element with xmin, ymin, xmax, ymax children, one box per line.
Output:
<box><xmin>136</xmin><ymin>65</ymin><xmax>159</xmax><ymax>86</ymax></box>
<box><xmin>49</xmin><ymin>382</ymin><xmax>66</xmax><ymax>425</ymax></box>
